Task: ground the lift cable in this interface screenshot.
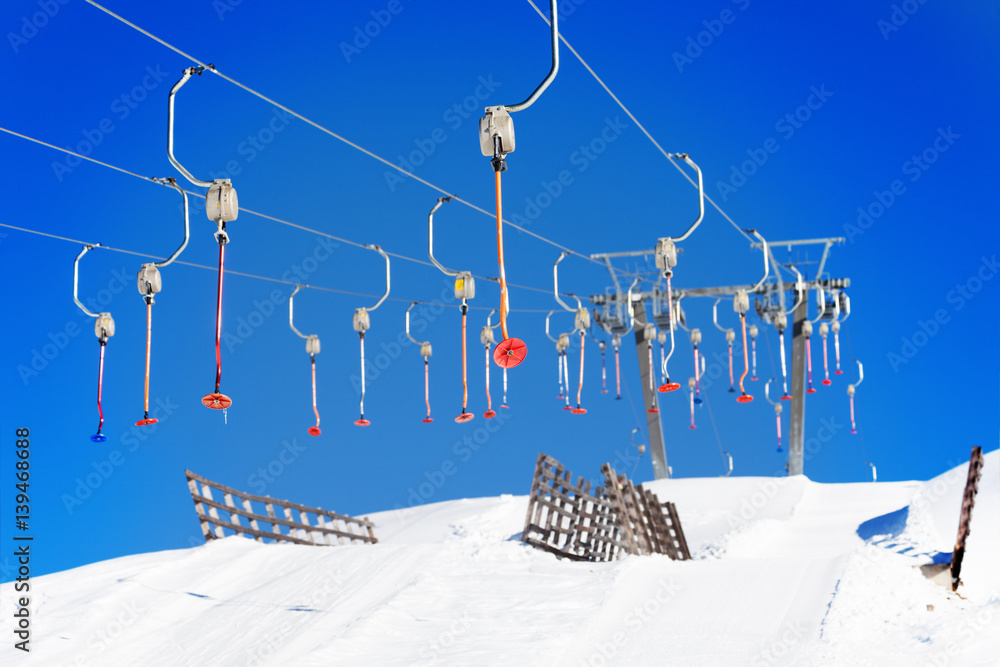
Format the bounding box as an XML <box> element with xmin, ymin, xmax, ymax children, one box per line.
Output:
<box><xmin>81</xmin><ymin>0</ymin><xmax>626</xmax><ymax>275</ymax></box>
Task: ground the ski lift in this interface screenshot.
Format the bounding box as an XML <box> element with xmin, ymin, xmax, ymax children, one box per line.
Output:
<box><xmin>643</xmin><ymin>323</ymin><xmax>659</xmax><ymax>413</ymax></box>
<box><xmin>819</xmin><ymin>322</ymin><xmax>832</xmax><ymax>386</ymax></box>
<box><xmin>713</xmin><ymin>298</ymin><xmax>736</xmax><ymax>393</ymax></box>
<box><xmin>479</xmin><ymin>1</ymin><xmax>559</xmax><ymax>369</ymax></box>
<box><xmin>483</xmin><ymin>310</ymin><xmax>510</xmax><ymax>410</ymax></box>
<box><xmin>734</xmin><ymin>291</ymin><xmax>754</xmax><ymax>403</ymax></box>
<box><xmin>74</xmin><ymin>245</ymin><xmax>115</xmax><ymax>442</ymax></box>
<box><xmin>803</xmin><ymin>320</ymin><xmax>816</xmax><ymax>394</ymax></box>
<box><xmin>599</xmin><ymin>278</ymin><xmax>638</xmax><ymax>400</ymax></box>
<box><xmin>553</xmin><ymin>253</ymin><xmax>590</xmax><ymax>414</ymax></box>
<box><xmin>690</xmin><ymin>328</ymin><xmax>704</xmax><ymax>404</ymax></box>
<box><xmin>832</xmin><ymin>320</ymin><xmax>843</xmax><ymax>376</ymax></box>
<box><xmin>734</xmin><ymin>230</ymin><xmax>770</xmax><ymax>404</ymax></box>
<box><xmin>588</xmin><ymin>324</ymin><xmax>609</xmax><ymax>395</ymax></box>
<box><xmin>428</xmin><ymin>197</ymin><xmax>477</xmax><ymax>423</ymax></box>
<box><xmin>687</xmin><ymin>377</ymin><xmax>697</xmax><ymax>429</ymax></box>
<box><xmin>134</xmin><ymin>178</ymin><xmax>190</xmax><ymax>427</ymax></box>
<box><xmin>749</xmin><ymin>324</ymin><xmax>759</xmax><ymax>381</ymax></box>
<box><xmin>481</xmin><ymin>311</ymin><xmax>498</xmax><ymax>418</ymax></box>
<box><xmin>168</xmin><ymin>68</ymin><xmax>240</xmax><ymax>414</ymax></box>
<box><xmin>775</xmin><ymin>313</ymin><xmax>792</xmax><ymax>401</ymax></box>
<box><xmin>289</xmin><ymin>286</ymin><xmax>322</xmax><ymax>436</ymax></box>
<box><xmin>545</xmin><ymin>310</ymin><xmax>572</xmax><ymax>408</ymax></box>
<box><xmin>352</xmin><ymin>245</ymin><xmax>390</xmax><ymax>427</ymax></box>
<box><xmin>847</xmin><ymin>359</ymin><xmax>863</xmax><ymax>435</ymax></box>
<box><xmin>652</xmin><ymin>156</ymin><xmax>704</xmax><ymax>394</ymax></box>
<box><xmin>765</xmin><ymin>379</ymin><xmax>784</xmax><ymax>452</ymax></box>
<box><xmin>405</xmin><ymin>302</ymin><xmax>434</xmax><ymax>424</ymax></box>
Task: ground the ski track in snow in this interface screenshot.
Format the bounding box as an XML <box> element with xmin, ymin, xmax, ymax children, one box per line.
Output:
<box><xmin>2</xmin><ymin>453</ymin><xmax>997</xmax><ymax>666</ymax></box>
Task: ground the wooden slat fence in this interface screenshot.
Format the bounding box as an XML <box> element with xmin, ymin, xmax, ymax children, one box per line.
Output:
<box><xmin>185</xmin><ymin>469</ymin><xmax>377</xmax><ymax>547</ymax></box>
<box><xmin>599</xmin><ymin>463</ymin><xmax>691</xmax><ymax>560</ymax></box>
<box><xmin>950</xmin><ymin>446</ymin><xmax>984</xmax><ymax>591</ymax></box>
<box><xmin>522</xmin><ymin>454</ymin><xmax>621</xmax><ymax>562</ymax></box>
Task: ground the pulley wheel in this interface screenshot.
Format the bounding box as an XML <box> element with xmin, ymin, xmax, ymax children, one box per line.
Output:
<box><xmin>493</xmin><ymin>338</ymin><xmax>527</xmax><ymax>368</ymax></box>
<box><xmin>202</xmin><ymin>393</ymin><xmax>232</xmax><ymax>410</ymax></box>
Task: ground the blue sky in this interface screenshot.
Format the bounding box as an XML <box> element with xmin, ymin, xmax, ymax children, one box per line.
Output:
<box><xmin>2</xmin><ymin>0</ymin><xmax>998</xmax><ymax>579</ymax></box>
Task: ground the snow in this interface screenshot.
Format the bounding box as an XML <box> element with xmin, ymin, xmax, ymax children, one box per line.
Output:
<box><xmin>3</xmin><ymin>451</ymin><xmax>997</xmax><ymax>666</ymax></box>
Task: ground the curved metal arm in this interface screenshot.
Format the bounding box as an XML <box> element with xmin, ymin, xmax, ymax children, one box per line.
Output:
<box><xmin>289</xmin><ymin>285</ymin><xmax>309</xmax><ymax>339</ymax></box>
<box><xmin>405</xmin><ymin>302</ymin><xmax>430</xmax><ymax>346</ymax></box>
<box><xmin>167</xmin><ymin>67</ymin><xmax>213</xmax><ymax>188</ymax></box>
<box><xmin>665</xmin><ymin>154</ymin><xmax>705</xmax><ymax>243</ymax></box>
<box><xmin>774</xmin><ymin>263</ymin><xmax>805</xmax><ymax>318</ymax></box>
<box><xmin>853</xmin><ymin>359</ymin><xmax>864</xmax><ymax>387</ymax></box>
<box><xmin>838</xmin><ymin>293</ymin><xmax>852</xmax><ymax>322</ymax></box>
<box><xmin>720</xmin><ymin>451</ymin><xmax>733</xmax><ymax>477</ymax></box>
<box><xmin>622</xmin><ymin>278</ymin><xmax>639</xmax><ymax>335</ymax></box>
<box><xmin>365</xmin><ymin>244</ymin><xmax>390</xmax><ymax>311</ymax></box>
<box><xmin>154</xmin><ymin>179</ymin><xmax>191</xmax><ymax>268</ymax></box>
<box><xmin>553</xmin><ymin>251</ymin><xmax>575</xmax><ymax>312</ymax></box>
<box><xmin>808</xmin><ymin>286</ymin><xmax>827</xmax><ymax>324</ymax></box>
<box><xmin>427</xmin><ymin>196</ymin><xmax>457</xmax><ymax>277</ymax></box>
<box><xmin>712</xmin><ymin>298</ymin><xmax>728</xmax><ymax>333</ymax></box>
<box><xmin>486</xmin><ymin>308</ymin><xmax>501</xmax><ymax>330</ymax></box>
<box><xmin>545</xmin><ymin>310</ymin><xmax>570</xmax><ymax>342</ymax></box>
<box><xmin>746</xmin><ymin>229</ymin><xmax>770</xmax><ymax>293</ymax></box>
<box><xmin>505</xmin><ymin>0</ymin><xmax>559</xmax><ymax>113</ymax></box>
<box><xmin>74</xmin><ymin>245</ymin><xmax>100</xmax><ymax>318</ymax></box>
<box><xmin>764</xmin><ymin>378</ymin><xmax>777</xmax><ymax>406</ymax></box>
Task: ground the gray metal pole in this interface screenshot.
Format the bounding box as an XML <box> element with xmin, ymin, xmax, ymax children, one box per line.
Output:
<box><xmin>632</xmin><ymin>300</ymin><xmax>669</xmax><ymax>479</ymax></box>
<box><xmin>787</xmin><ymin>289</ymin><xmax>807</xmax><ymax>476</ymax></box>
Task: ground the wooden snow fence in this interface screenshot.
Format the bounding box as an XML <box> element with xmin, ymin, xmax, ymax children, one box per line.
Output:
<box><xmin>521</xmin><ymin>454</ymin><xmax>691</xmax><ymax>562</ymax></box>
<box><xmin>950</xmin><ymin>446</ymin><xmax>985</xmax><ymax>591</ymax></box>
<box><xmin>600</xmin><ymin>464</ymin><xmax>691</xmax><ymax>561</ymax></box>
<box><xmin>521</xmin><ymin>454</ymin><xmax>623</xmax><ymax>562</ymax></box>
<box><xmin>185</xmin><ymin>469</ymin><xmax>377</xmax><ymax>547</ymax></box>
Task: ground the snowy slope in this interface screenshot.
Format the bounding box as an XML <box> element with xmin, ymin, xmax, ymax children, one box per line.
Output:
<box><xmin>3</xmin><ymin>452</ymin><xmax>997</xmax><ymax>666</ymax></box>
